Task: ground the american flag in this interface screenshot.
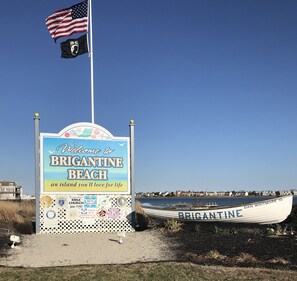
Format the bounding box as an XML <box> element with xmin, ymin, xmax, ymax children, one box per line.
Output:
<box><xmin>46</xmin><ymin>1</ymin><xmax>88</xmax><ymax>41</ymax></box>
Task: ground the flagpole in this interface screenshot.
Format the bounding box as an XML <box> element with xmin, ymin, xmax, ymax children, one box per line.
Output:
<box><xmin>89</xmin><ymin>0</ymin><xmax>95</xmax><ymax>123</ymax></box>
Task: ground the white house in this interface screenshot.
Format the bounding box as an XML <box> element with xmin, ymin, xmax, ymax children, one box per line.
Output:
<box><xmin>0</xmin><ymin>181</ymin><xmax>22</xmax><ymax>200</ymax></box>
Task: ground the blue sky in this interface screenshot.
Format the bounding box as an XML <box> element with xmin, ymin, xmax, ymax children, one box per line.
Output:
<box><xmin>1</xmin><ymin>0</ymin><xmax>297</xmax><ymax>194</ymax></box>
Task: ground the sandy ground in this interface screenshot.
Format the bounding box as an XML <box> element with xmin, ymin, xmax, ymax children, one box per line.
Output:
<box><xmin>0</xmin><ymin>229</ymin><xmax>175</xmax><ymax>267</ymax></box>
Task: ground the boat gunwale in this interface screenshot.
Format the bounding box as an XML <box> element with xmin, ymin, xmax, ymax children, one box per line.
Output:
<box><xmin>141</xmin><ymin>194</ymin><xmax>293</xmax><ymax>211</ymax></box>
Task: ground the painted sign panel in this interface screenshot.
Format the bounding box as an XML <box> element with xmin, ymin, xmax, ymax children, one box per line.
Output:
<box><xmin>41</xmin><ymin>137</ymin><xmax>130</xmax><ymax>193</ymax></box>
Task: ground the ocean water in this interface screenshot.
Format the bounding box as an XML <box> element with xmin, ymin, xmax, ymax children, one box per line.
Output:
<box><xmin>137</xmin><ymin>195</ymin><xmax>297</xmax><ymax>206</ymax></box>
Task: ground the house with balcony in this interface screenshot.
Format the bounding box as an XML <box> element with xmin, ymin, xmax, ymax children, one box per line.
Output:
<box><xmin>0</xmin><ymin>180</ymin><xmax>22</xmax><ymax>200</ymax></box>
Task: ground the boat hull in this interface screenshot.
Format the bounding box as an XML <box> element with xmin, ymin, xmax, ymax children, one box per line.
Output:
<box><xmin>142</xmin><ymin>195</ymin><xmax>293</xmax><ymax>224</ymax></box>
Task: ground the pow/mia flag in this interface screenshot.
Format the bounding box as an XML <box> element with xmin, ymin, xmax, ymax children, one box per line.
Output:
<box><xmin>60</xmin><ymin>34</ymin><xmax>88</xmax><ymax>58</ymax></box>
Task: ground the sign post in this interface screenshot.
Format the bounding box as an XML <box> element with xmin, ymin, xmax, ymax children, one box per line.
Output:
<box><xmin>129</xmin><ymin>120</ymin><xmax>136</xmax><ymax>228</ymax></box>
<box><xmin>34</xmin><ymin>113</ymin><xmax>40</xmax><ymax>234</ymax></box>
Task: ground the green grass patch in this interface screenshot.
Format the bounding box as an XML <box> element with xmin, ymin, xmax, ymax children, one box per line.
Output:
<box><xmin>1</xmin><ymin>262</ymin><xmax>297</xmax><ymax>281</ymax></box>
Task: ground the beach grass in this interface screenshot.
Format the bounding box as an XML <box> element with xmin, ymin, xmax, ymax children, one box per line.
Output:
<box><xmin>0</xmin><ymin>200</ymin><xmax>35</xmax><ymax>221</ymax></box>
<box><xmin>0</xmin><ymin>200</ymin><xmax>35</xmax><ymax>233</ymax></box>
<box><xmin>0</xmin><ymin>262</ymin><xmax>297</xmax><ymax>281</ymax></box>
<box><xmin>135</xmin><ymin>200</ymin><xmax>149</xmax><ymax>230</ymax></box>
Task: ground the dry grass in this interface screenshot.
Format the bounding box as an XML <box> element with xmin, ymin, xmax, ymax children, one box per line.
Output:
<box><xmin>204</xmin><ymin>250</ymin><xmax>227</xmax><ymax>261</ymax></box>
<box><xmin>183</xmin><ymin>251</ymin><xmax>260</xmax><ymax>267</ymax></box>
<box><xmin>162</xmin><ymin>219</ymin><xmax>183</xmax><ymax>233</ymax></box>
<box><xmin>135</xmin><ymin>201</ymin><xmax>149</xmax><ymax>230</ymax></box>
<box><xmin>268</xmin><ymin>257</ymin><xmax>290</xmax><ymax>265</ymax></box>
<box><xmin>135</xmin><ymin>200</ymin><xmax>144</xmax><ymax>214</ymax></box>
<box><xmin>234</xmin><ymin>252</ymin><xmax>258</xmax><ymax>263</ymax></box>
<box><xmin>183</xmin><ymin>250</ymin><xmax>228</xmax><ymax>263</ymax></box>
<box><xmin>0</xmin><ymin>201</ymin><xmax>35</xmax><ymax>222</ymax></box>
<box><xmin>0</xmin><ymin>200</ymin><xmax>35</xmax><ymax>233</ymax></box>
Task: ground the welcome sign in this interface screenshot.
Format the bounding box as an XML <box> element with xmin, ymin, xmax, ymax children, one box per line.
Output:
<box><xmin>36</xmin><ymin>122</ymin><xmax>134</xmax><ymax>234</ymax></box>
<box><xmin>40</xmin><ymin>123</ymin><xmax>130</xmax><ymax>194</ymax></box>
<box><xmin>41</xmin><ymin>137</ymin><xmax>129</xmax><ymax>193</ymax></box>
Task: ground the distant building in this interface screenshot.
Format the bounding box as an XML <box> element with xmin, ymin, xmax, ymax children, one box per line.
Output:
<box><xmin>0</xmin><ymin>180</ymin><xmax>22</xmax><ymax>200</ymax></box>
<box><xmin>237</xmin><ymin>191</ymin><xmax>249</xmax><ymax>196</ymax></box>
<box><xmin>205</xmin><ymin>191</ymin><xmax>217</xmax><ymax>196</ymax></box>
<box><xmin>21</xmin><ymin>194</ymin><xmax>35</xmax><ymax>200</ymax></box>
